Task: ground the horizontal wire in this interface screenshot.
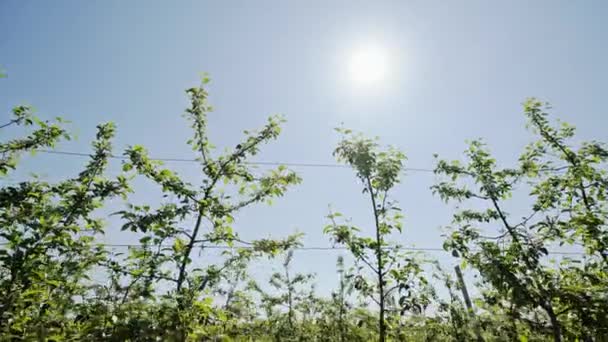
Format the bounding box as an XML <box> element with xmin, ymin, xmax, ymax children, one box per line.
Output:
<box><xmin>1</xmin><ymin>150</ymin><xmax>586</xmax><ymax>256</ymax></box>
<box><xmin>92</xmin><ymin>244</ymin><xmax>589</xmax><ymax>255</ymax></box>
<box><xmin>0</xmin><ymin>241</ymin><xmax>584</xmax><ymax>255</ymax></box>
<box><xmin>37</xmin><ymin>150</ymin><xmax>435</xmax><ymax>172</ymax></box>
<box><xmin>103</xmin><ymin>244</ymin><xmax>444</xmax><ymax>252</ymax></box>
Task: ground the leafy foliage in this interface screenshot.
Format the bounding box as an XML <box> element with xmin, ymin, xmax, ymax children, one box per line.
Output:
<box><xmin>324</xmin><ymin>129</ymin><xmax>432</xmax><ymax>342</ymax></box>
<box><xmin>1</xmin><ymin>70</ymin><xmax>606</xmax><ymax>341</ymax></box>
<box><xmin>0</xmin><ymin>109</ymin><xmax>129</xmax><ymax>339</ymax></box>
<box><xmin>433</xmin><ymin>98</ymin><xmax>608</xmax><ymax>341</ymax></box>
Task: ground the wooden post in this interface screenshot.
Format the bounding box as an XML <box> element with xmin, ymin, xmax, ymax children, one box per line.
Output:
<box><xmin>454</xmin><ymin>265</ymin><xmax>484</xmax><ymax>342</ymax></box>
<box><xmin>454</xmin><ymin>265</ymin><xmax>473</xmax><ymax>313</ymax></box>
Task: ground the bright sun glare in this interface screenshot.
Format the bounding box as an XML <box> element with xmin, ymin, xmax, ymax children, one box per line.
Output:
<box><xmin>348</xmin><ymin>46</ymin><xmax>389</xmax><ymax>86</ymax></box>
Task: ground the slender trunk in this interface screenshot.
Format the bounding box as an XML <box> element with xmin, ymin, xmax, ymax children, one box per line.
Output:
<box><xmin>176</xmin><ymin>210</ymin><xmax>204</xmax><ymax>296</ymax></box>
<box><xmin>377</xmin><ymin>245</ymin><xmax>386</xmax><ymax>342</ymax></box>
<box><xmin>545</xmin><ymin>303</ymin><xmax>562</xmax><ymax>342</ymax></box>
<box><xmin>286</xmin><ymin>260</ymin><xmax>294</xmax><ymax>329</ymax></box>
<box><xmin>339</xmin><ymin>284</ymin><xmax>346</xmax><ymax>342</ymax></box>
<box><xmin>339</xmin><ymin>304</ymin><xmax>346</xmax><ymax>342</ymax></box>
<box><xmin>366</xmin><ymin>177</ymin><xmax>386</xmax><ymax>342</ymax></box>
<box><xmin>175</xmin><ymin>209</ymin><xmax>203</xmax><ymax>341</ymax></box>
<box><xmin>176</xmin><ymin>210</ymin><xmax>205</xmax><ymax>342</ymax></box>
<box><xmin>288</xmin><ymin>290</ymin><xmax>294</xmax><ymax>329</ymax></box>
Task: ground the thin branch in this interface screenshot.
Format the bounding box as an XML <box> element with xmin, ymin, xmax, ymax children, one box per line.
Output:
<box><xmin>0</xmin><ymin>120</ymin><xmax>17</xmax><ymax>129</ymax></box>
<box><xmin>385</xmin><ymin>284</ymin><xmax>400</xmax><ymax>297</ymax></box>
<box><xmin>355</xmin><ymin>252</ymin><xmax>380</xmax><ymax>276</ymax></box>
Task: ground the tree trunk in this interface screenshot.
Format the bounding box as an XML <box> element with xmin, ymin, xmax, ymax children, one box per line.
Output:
<box><xmin>545</xmin><ymin>304</ymin><xmax>562</xmax><ymax>342</ymax></box>
<box><xmin>366</xmin><ymin>177</ymin><xmax>386</xmax><ymax>342</ymax></box>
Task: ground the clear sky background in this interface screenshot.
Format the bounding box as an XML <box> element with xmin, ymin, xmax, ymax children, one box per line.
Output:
<box><xmin>1</xmin><ymin>0</ymin><xmax>607</xmax><ymax>295</ymax></box>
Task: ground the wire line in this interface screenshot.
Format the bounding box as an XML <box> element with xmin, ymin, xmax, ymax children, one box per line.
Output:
<box><xmin>37</xmin><ymin>150</ymin><xmax>435</xmax><ymax>172</ymax></box>
<box><xmin>0</xmin><ymin>241</ymin><xmax>584</xmax><ymax>255</ymax></box>
<box><xmin>4</xmin><ymin>150</ymin><xmax>584</xmax><ymax>256</ymax></box>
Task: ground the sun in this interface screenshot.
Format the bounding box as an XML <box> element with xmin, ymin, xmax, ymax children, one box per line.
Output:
<box><xmin>348</xmin><ymin>46</ymin><xmax>389</xmax><ymax>86</ymax></box>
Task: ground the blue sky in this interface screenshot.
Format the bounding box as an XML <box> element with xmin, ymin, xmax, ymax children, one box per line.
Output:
<box><xmin>1</xmin><ymin>0</ymin><xmax>607</xmax><ymax>294</ymax></box>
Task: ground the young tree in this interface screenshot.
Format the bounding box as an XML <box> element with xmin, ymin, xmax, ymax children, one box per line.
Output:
<box><xmin>324</xmin><ymin>128</ymin><xmax>429</xmax><ymax>342</ymax></box>
<box><xmin>0</xmin><ymin>106</ymin><xmax>130</xmax><ymax>339</ymax></box>
<box><xmin>332</xmin><ymin>255</ymin><xmax>353</xmax><ymax>342</ymax></box>
<box><xmin>249</xmin><ymin>247</ymin><xmax>317</xmax><ymax>341</ymax></box>
<box><xmin>114</xmin><ymin>76</ymin><xmax>301</xmax><ymax>339</ymax></box>
<box><xmin>433</xmin><ymin>98</ymin><xmax>608</xmax><ymax>341</ymax></box>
